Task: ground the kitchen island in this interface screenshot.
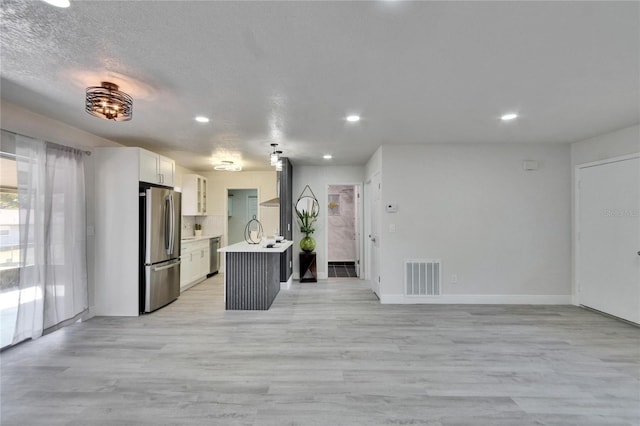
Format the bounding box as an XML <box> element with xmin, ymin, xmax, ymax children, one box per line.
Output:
<box><xmin>218</xmin><ymin>240</ymin><xmax>293</xmax><ymax>310</ymax></box>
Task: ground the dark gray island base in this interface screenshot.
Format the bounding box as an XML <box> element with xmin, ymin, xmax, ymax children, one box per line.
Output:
<box><xmin>219</xmin><ymin>241</ymin><xmax>294</xmax><ymax>310</ymax></box>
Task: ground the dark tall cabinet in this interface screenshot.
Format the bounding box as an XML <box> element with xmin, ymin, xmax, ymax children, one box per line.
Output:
<box><xmin>278</xmin><ymin>158</ymin><xmax>293</xmax><ymax>283</ymax></box>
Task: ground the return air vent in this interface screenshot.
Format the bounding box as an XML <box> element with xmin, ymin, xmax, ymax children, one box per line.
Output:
<box><xmin>405</xmin><ymin>259</ymin><xmax>441</xmax><ymax>296</ymax></box>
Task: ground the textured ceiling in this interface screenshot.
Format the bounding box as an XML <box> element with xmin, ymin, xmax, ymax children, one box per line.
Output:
<box><xmin>1</xmin><ymin>1</ymin><xmax>638</xmax><ymax>171</ymax></box>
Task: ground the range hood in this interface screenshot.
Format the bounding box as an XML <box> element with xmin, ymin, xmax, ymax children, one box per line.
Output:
<box><xmin>259</xmin><ymin>197</ymin><xmax>279</xmax><ymax>207</ymax></box>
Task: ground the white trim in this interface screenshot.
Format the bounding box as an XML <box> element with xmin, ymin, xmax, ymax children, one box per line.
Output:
<box><xmin>576</xmin><ymin>152</ymin><xmax>640</xmax><ymax>170</ymax></box>
<box><xmin>87</xmin><ymin>305</ymin><xmax>97</xmax><ymax>318</ymax></box>
<box><xmin>180</xmin><ymin>276</ymin><xmax>206</xmax><ymax>293</ymax></box>
<box><xmin>380</xmin><ymin>294</ymin><xmax>572</xmax><ymax>305</ymax></box>
<box><xmin>280</xmin><ymin>275</ymin><xmax>293</xmax><ymax>290</ymax></box>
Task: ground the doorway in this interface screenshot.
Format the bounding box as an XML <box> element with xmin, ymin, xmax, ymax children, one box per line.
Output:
<box><xmin>327</xmin><ymin>184</ymin><xmax>361</xmax><ymax>278</ymax></box>
<box><xmin>226</xmin><ymin>188</ymin><xmax>258</xmax><ymax>245</ymax></box>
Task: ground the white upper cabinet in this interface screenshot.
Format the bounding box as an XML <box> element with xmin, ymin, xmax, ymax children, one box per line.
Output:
<box><xmin>158</xmin><ymin>155</ymin><xmax>175</xmax><ymax>187</ymax></box>
<box><xmin>182</xmin><ymin>174</ymin><xmax>207</xmax><ymax>215</ymax></box>
<box><xmin>139</xmin><ymin>148</ymin><xmax>175</xmax><ymax>187</ymax></box>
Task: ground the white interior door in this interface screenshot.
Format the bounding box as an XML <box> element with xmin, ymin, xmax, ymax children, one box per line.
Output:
<box><xmin>370</xmin><ymin>173</ymin><xmax>381</xmax><ymax>296</ymax></box>
<box><xmin>578</xmin><ymin>156</ymin><xmax>640</xmax><ymax>324</ymax></box>
<box><xmin>355</xmin><ymin>184</ymin><xmax>361</xmax><ymax>278</ymax></box>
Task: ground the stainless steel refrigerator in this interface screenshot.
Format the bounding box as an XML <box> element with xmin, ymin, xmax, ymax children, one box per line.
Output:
<box><xmin>140</xmin><ymin>187</ymin><xmax>181</xmax><ymax>313</ymax></box>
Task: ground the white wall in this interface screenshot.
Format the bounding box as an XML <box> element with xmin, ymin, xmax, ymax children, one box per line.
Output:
<box><xmin>292</xmin><ymin>166</ymin><xmax>365</xmax><ymax>279</ymax></box>
<box><xmin>571</xmin><ymin>124</ymin><xmax>640</xmax><ymax>166</ymax></box>
<box><xmin>570</xmin><ymin>124</ymin><xmax>640</xmax><ymax>302</ymax></box>
<box><xmin>379</xmin><ymin>143</ymin><xmax>572</xmax><ymax>304</ymax></box>
<box><xmin>173</xmin><ymin>164</ymin><xmax>197</xmax><ymax>192</ymax></box>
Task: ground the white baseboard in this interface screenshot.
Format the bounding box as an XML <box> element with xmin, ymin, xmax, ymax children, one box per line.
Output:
<box><xmin>86</xmin><ymin>305</ymin><xmax>97</xmax><ymax>320</ymax></box>
<box><xmin>280</xmin><ymin>276</ymin><xmax>293</xmax><ymax>290</ymax></box>
<box><xmin>181</xmin><ymin>277</ymin><xmax>206</xmax><ymax>293</ymax></box>
<box><xmin>380</xmin><ymin>294</ymin><xmax>572</xmax><ymax>305</ymax></box>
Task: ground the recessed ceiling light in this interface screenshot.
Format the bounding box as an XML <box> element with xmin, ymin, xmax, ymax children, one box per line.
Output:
<box><xmin>195</xmin><ymin>116</ymin><xmax>210</xmax><ymax>123</ymax></box>
<box><xmin>41</xmin><ymin>0</ymin><xmax>70</xmax><ymax>7</ymax></box>
<box><xmin>346</xmin><ymin>115</ymin><xmax>360</xmax><ymax>122</ymax></box>
<box><xmin>501</xmin><ymin>113</ymin><xmax>518</xmax><ymax>121</ymax></box>
<box><xmin>323</xmin><ymin>155</ymin><xmax>332</xmax><ymax>160</ymax></box>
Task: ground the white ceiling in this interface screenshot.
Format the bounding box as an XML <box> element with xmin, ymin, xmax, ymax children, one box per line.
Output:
<box><xmin>1</xmin><ymin>1</ymin><xmax>638</xmax><ymax>171</ymax></box>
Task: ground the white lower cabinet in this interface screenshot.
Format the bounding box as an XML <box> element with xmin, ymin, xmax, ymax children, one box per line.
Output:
<box><xmin>180</xmin><ymin>239</ymin><xmax>210</xmax><ymax>291</ymax></box>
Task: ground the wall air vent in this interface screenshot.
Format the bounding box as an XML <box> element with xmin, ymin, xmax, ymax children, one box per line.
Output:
<box><xmin>405</xmin><ymin>259</ymin><xmax>441</xmax><ymax>296</ymax></box>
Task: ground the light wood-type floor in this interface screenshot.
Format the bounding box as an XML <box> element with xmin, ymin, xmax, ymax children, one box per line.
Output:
<box><xmin>2</xmin><ymin>275</ymin><xmax>639</xmax><ymax>425</ymax></box>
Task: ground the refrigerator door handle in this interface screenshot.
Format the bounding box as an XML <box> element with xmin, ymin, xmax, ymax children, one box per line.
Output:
<box><xmin>152</xmin><ymin>260</ymin><xmax>180</xmax><ymax>272</ymax></box>
<box><xmin>169</xmin><ymin>194</ymin><xmax>175</xmax><ymax>255</ymax></box>
<box><xmin>164</xmin><ymin>194</ymin><xmax>173</xmax><ymax>255</ymax></box>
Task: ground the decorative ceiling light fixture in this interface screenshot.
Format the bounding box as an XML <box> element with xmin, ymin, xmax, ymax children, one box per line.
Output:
<box><xmin>213</xmin><ymin>161</ymin><xmax>242</xmax><ymax>171</ymax></box>
<box><xmin>270</xmin><ymin>143</ymin><xmax>283</xmax><ymax>166</ymax></box>
<box><xmin>85</xmin><ymin>82</ymin><xmax>133</xmax><ymax>121</ymax></box>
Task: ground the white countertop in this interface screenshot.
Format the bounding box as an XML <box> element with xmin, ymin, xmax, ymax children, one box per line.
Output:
<box><xmin>218</xmin><ymin>240</ymin><xmax>293</xmax><ymax>253</ymax></box>
<box><xmin>181</xmin><ymin>234</ymin><xmax>222</xmax><ymax>243</ymax></box>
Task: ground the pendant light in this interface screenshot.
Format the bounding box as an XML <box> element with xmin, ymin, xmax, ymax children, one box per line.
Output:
<box><xmin>270</xmin><ymin>143</ymin><xmax>282</xmax><ymax>166</ymax></box>
<box><xmin>269</xmin><ymin>143</ymin><xmax>284</xmax><ymax>172</ymax></box>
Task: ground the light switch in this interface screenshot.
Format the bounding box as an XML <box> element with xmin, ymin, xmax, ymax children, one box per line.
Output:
<box><xmin>389</xmin><ymin>224</ymin><xmax>396</xmax><ymax>233</ymax></box>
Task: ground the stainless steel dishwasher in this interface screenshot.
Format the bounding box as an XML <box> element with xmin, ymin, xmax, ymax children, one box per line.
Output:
<box><xmin>208</xmin><ymin>237</ymin><xmax>220</xmax><ymax>276</ymax></box>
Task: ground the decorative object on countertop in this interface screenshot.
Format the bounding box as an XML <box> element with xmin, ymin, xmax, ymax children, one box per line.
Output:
<box><xmin>244</xmin><ymin>215</ymin><xmax>264</xmax><ymax>244</ymax></box>
<box><xmin>295</xmin><ymin>185</ymin><xmax>319</xmax><ymax>252</ymax></box>
<box><xmin>86</xmin><ymin>82</ymin><xmax>133</xmax><ymax>121</ymax></box>
<box><xmin>194</xmin><ymin>223</ymin><xmax>202</xmax><ymax>237</ymax></box>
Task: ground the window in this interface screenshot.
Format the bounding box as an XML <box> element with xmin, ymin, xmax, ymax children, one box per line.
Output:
<box><xmin>0</xmin><ymin>130</ymin><xmax>88</xmax><ymax>348</ymax></box>
<box><xmin>0</xmin><ymin>150</ymin><xmax>21</xmax><ymax>348</ymax></box>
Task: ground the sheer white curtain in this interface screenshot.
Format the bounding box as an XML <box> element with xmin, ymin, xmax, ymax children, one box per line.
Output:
<box><xmin>12</xmin><ymin>135</ymin><xmax>88</xmax><ymax>345</ymax></box>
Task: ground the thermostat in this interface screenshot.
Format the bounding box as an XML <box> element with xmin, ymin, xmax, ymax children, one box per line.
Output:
<box><xmin>385</xmin><ymin>203</ymin><xmax>398</xmax><ymax>213</ymax></box>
